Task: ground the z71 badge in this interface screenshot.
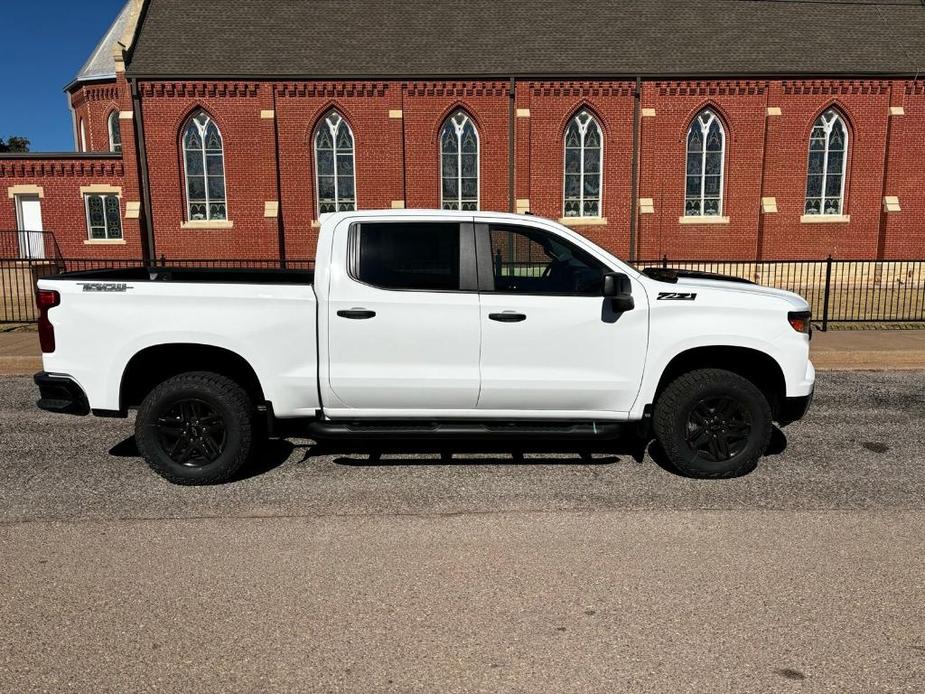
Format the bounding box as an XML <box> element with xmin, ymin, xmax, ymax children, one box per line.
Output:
<box><xmin>657</xmin><ymin>292</ymin><xmax>697</xmax><ymax>301</ymax></box>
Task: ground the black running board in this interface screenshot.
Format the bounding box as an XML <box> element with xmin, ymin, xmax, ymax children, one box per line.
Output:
<box><xmin>304</xmin><ymin>420</ymin><xmax>625</xmax><ymax>440</ymax></box>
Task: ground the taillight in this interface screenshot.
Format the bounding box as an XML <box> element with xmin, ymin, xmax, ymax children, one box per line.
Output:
<box><xmin>788</xmin><ymin>310</ymin><xmax>812</xmax><ymax>336</ymax></box>
<box><xmin>36</xmin><ymin>289</ymin><xmax>60</xmax><ymax>353</ymax></box>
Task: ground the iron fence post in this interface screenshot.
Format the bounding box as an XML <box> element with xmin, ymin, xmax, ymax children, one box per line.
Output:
<box><xmin>821</xmin><ymin>254</ymin><xmax>833</xmax><ymax>332</ymax></box>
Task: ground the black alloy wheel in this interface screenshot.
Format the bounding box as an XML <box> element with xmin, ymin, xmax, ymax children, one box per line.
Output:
<box><xmin>154</xmin><ymin>398</ymin><xmax>228</xmax><ymax>467</ymax></box>
<box><xmin>685</xmin><ymin>396</ymin><xmax>752</xmax><ymax>462</ymax></box>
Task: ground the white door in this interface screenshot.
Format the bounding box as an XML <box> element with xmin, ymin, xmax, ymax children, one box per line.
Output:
<box><xmin>325</xmin><ymin>220</ymin><xmax>481</xmax><ymax>415</ymax></box>
<box><xmin>476</xmin><ymin>223</ymin><xmax>648</xmax><ymax>415</ymax></box>
<box><xmin>15</xmin><ymin>195</ymin><xmax>45</xmax><ymax>259</ymax></box>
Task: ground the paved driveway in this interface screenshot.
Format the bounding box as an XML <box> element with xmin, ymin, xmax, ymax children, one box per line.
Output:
<box><xmin>1</xmin><ymin>371</ymin><xmax>923</xmax><ymax>692</ymax></box>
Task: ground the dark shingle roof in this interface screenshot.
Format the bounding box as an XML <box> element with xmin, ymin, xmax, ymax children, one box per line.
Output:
<box><xmin>127</xmin><ymin>0</ymin><xmax>925</xmax><ymax>79</ymax></box>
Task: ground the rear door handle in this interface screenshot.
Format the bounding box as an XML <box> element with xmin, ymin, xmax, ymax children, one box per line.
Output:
<box><xmin>337</xmin><ymin>309</ymin><xmax>377</xmax><ymax>320</ymax></box>
<box><xmin>489</xmin><ymin>312</ymin><xmax>526</xmax><ymax>323</ymax></box>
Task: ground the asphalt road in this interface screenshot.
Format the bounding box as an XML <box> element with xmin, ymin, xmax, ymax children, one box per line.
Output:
<box><xmin>1</xmin><ymin>371</ymin><xmax>924</xmax><ymax>693</ymax></box>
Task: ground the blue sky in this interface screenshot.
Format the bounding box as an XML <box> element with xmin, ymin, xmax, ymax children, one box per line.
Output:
<box><xmin>0</xmin><ymin>0</ymin><xmax>125</xmax><ymax>152</ymax></box>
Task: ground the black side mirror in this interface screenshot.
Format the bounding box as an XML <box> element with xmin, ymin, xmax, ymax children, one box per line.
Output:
<box><xmin>602</xmin><ymin>272</ymin><xmax>635</xmax><ymax>312</ymax></box>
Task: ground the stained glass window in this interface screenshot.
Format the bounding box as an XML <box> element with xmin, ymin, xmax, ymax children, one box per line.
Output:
<box><xmin>804</xmin><ymin>109</ymin><xmax>848</xmax><ymax>216</ymax></box>
<box><xmin>108</xmin><ymin>111</ymin><xmax>122</xmax><ymax>153</ymax></box>
<box><xmin>314</xmin><ymin>111</ymin><xmax>356</xmax><ymax>214</ymax></box>
<box><xmin>440</xmin><ymin>110</ymin><xmax>479</xmax><ymax>211</ymax></box>
<box><xmin>84</xmin><ymin>194</ymin><xmax>122</xmax><ymax>240</ymax></box>
<box><xmin>563</xmin><ymin>111</ymin><xmax>602</xmax><ymax>218</ymax></box>
<box><xmin>685</xmin><ymin>109</ymin><xmax>725</xmax><ymax>217</ymax></box>
<box><xmin>182</xmin><ymin>110</ymin><xmax>227</xmax><ymax>221</ymax></box>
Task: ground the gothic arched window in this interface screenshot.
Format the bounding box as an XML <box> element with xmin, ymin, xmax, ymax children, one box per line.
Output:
<box><xmin>314</xmin><ymin>111</ymin><xmax>356</xmax><ymax>214</ymax></box>
<box><xmin>182</xmin><ymin>110</ymin><xmax>227</xmax><ymax>221</ymax></box>
<box><xmin>805</xmin><ymin>109</ymin><xmax>848</xmax><ymax>216</ymax></box>
<box><xmin>563</xmin><ymin>111</ymin><xmax>602</xmax><ymax>217</ymax></box>
<box><xmin>685</xmin><ymin>109</ymin><xmax>725</xmax><ymax>217</ymax></box>
<box><xmin>440</xmin><ymin>110</ymin><xmax>479</xmax><ymax>211</ymax></box>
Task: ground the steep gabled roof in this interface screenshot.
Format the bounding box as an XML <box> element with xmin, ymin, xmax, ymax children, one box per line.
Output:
<box><xmin>69</xmin><ymin>1</ymin><xmax>134</xmax><ymax>89</ymax></box>
<box><xmin>126</xmin><ymin>0</ymin><xmax>925</xmax><ymax>79</ymax></box>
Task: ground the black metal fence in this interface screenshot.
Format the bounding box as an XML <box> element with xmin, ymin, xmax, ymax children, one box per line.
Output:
<box><xmin>1</xmin><ymin>247</ymin><xmax>923</xmax><ymax>328</ymax></box>
<box><xmin>634</xmin><ymin>256</ymin><xmax>925</xmax><ymax>330</ymax></box>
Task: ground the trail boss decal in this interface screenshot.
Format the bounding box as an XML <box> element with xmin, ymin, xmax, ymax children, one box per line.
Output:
<box><xmin>78</xmin><ymin>283</ymin><xmax>133</xmax><ymax>293</ymax></box>
<box><xmin>657</xmin><ymin>292</ymin><xmax>697</xmax><ymax>301</ymax></box>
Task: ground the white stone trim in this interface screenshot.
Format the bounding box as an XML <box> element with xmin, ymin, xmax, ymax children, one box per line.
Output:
<box><xmin>889</xmin><ymin>106</ymin><xmax>905</xmax><ymax>117</ymax></box>
<box><xmin>119</xmin><ymin>111</ymin><xmax>134</xmax><ymax>120</ymax></box>
<box><xmin>641</xmin><ymin>108</ymin><xmax>656</xmax><ymax>118</ymax></box>
<box><xmin>766</xmin><ymin>106</ymin><xmax>782</xmax><ymax>117</ymax></box>
<box><xmin>180</xmin><ymin>220</ymin><xmax>234</xmax><ymax>230</ymax></box>
<box><xmin>84</xmin><ymin>239</ymin><xmax>127</xmax><ymax>245</ymax></box>
<box><xmin>264</xmin><ymin>201</ymin><xmax>280</xmax><ymax>218</ymax></box>
<box><xmin>390</xmin><ymin>200</ymin><xmax>405</xmax><ymax>209</ymax></box>
<box><xmin>800</xmin><ymin>214</ymin><xmax>850</xmax><ymax>224</ymax></box>
<box><xmin>125</xmin><ymin>201</ymin><xmax>141</xmax><ymax>219</ymax></box>
<box><xmin>761</xmin><ymin>197</ymin><xmax>778</xmax><ymax>213</ymax></box>
<box><xmin>678</xmin><ymin>216</ymin><xmax>730</xmax><ymax>225</ymax></box>
<box><xmin>7</xmin><ymin>185</ymin><xmax>44</xmax><ymax>199</ymax></box>
<box><xmin>80</xmin><ymin>184</ymin><xmax>123</xmax><ymax>196</ymax></box>
<box><xmin>516</xmin><ymin>108</ymin><xmax>531</xmax><ymax>118</ymax></box>
<box><xmin>260</xmin><ymin>110</ymin><xmax>276</xmax><ymax>120</ymax></box>
<box><xmin>558</xmin><ymin>216</ymin><xmax>607</xmax><ymax>227</ymax></box>
<box><xmin>883</xmin><ymin>196</ymin><xmax>901</xmax><ymax>213</ymax></box>
<box><xmin>639</xmin><ymin>198</ymin><xmax>655</xmax><ymax>214</ymax></box>
<box><xmin>389</xmin><ymin>109</ymin><xmax>403</xmax><ymax>119</ymax></box>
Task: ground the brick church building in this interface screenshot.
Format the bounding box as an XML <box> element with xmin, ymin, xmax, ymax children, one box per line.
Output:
<box><xmin>2</xmin><ymin>0</ymin><xmax>925</xmax><ymax>263</ymax></box>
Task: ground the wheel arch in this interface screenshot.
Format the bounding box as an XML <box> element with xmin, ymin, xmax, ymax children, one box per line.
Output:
<box><xmin>120</xmin><ymin>343</ymin><xmax>266</xmax><ymax>412</ymax></box>
<box><xmin>652</xmin><ymin>345</ymin><xmax>788</xmax><ymax>418</ymax></box>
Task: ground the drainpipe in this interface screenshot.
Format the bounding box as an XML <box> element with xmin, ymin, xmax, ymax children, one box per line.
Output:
<box><xmin>130</xmin><ymin>77</ymin><xmax>156</xmax><ymax>263</ymax></box>
<box><xmin>508</xmin><ymin>77</ymin><xmax>516</xmax><ymax>213</ymax></box>
<box><xmin>271</xmin><ymin>87</ymin><xmax>287</xmax><ymax>266</ymax></box>
<box><xmin>628</xmin><ymin>76</ymin><xmax>642</xmax><ymax>262</ymax></box>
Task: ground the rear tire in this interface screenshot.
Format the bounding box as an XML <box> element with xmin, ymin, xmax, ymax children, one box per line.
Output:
<box><xmin>653</xmin><ymin>368</ymin><xmax>772</xmax><ymax>479</ymax></box>
<box><xmin>135</xmin><ymin>371</ymin><xmax>256</xmax><ymax>485</ymax></box>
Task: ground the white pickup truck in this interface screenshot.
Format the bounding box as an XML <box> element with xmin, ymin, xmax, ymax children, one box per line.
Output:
<box><xmin>34</xmin><ymin>210</ymin><xmax>814</xmax><ymax>484</ymax></box>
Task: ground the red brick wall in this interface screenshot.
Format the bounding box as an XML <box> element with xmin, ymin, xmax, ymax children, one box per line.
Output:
<box><xmin>0</xmin><ymin>156</ymin><xmax>140</xmax><ymax>258</ymax></box>
<box><xmin>70</xmin><ymin>83</ymin><xmax>121</xmax><ymax>153</ymax></box>
<box><xmin>879</xmin><ymin>81</ymin><xmax>925</xmax><ymax>259</ymax></box>
<box><xmin>10</xmin><ymin>76</ymin><xmax>925</xmax><ymax>263</ymax></box>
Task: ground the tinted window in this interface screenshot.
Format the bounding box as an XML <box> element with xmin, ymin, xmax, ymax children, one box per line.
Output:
<box><xmin>489</xmin><ymin>226</ymin><xmax>608</xmax><ymax>295</ymax></box>
<box><xmin>357</xmin><ymin>222</ymin><xmax>461</xmax><ymax>291</ymax></box>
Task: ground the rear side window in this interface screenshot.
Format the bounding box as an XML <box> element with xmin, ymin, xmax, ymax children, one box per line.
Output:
<box><xmin>355</xmin><ymin>222</ymin><xmax>461</xmax><ymax>291</ymax></box>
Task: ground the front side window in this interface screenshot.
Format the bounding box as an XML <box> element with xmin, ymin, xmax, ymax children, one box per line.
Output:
<box><xmin>108</xmin><ymin>111</ymin><xmax>122</xmax><ymax>153</ymax></box>
<box><xmin>488</xmin><ymin>225</ymin><xmax>608</xmax><ymax>295</ymax></box>
<box><xmin>440</xmin><ymin>110</ymin><xmax>479</xmax><ymax>211</ymax></box>
<box><xmin>685</xmin><ymin>109</ymin><xmax>725</xmax><ymax>217</ymax></box>
<box><xmin>355</xmin><ymin>222</ymin><xmax>460</xmax><ymax>291</ymax></box>
<box><xmin>182</xmin><ymin>110</ymin><xmax>227</xmax><ymax>221</ymax></box>
<box><xmin>84</xmin><ymin>194</ymin><xmax>122</xmax><ymax>240</ymax></box>
<box><xmin>315</xmin><ymin>111</ymin><xmax>356</xmax><ymax>214</ymax></box>
<box><xmin>563</xmin><ymin>110</ymin><xmax>602</xmax><ymax>218</ymax></box>
<box><xmin>805</xmin><ymin>109</ymin><xmax>848</xmax><ymax>216</ymax></box>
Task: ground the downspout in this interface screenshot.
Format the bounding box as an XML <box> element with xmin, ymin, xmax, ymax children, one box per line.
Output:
<box><xmin>755</xmin><ymin>84</ymin><xmax>772</xmax><ymax>261</ymax></box>
<box><xmin>130</xmin><ymin>77</ymin><xmax>156</xmax><ymax>262</ymax></box>
<box><xmin>271</xmin><ymin>87</ymin><xmax>287</xmax><ymax>266</ymax></box>
<box><xmin>508</xmin><ymin>77</ymin><xmax>516</xmax><ymax>213</ymax></box>
<box><xmin>628</xmin><ymin>76</ymin><xmax>641</xmax><ymax>262</ymax></box>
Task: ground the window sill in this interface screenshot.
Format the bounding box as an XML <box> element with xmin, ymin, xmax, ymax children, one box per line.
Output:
<box><xmin>800</xmin><ymin>214</ymin><xmax>850</xmax><ymax>224</ymax></box>
<box><xmin>678</xmin><ymin>216</ymin><xmax>730</xmax><ymax>225</ymax></box>
<box><xmin>84</xmin><ymin>239</ymin><xmax>126</xmax><ymax>245</ymax></box>
<box><xmin>558</xmin><ymin>216</ymin><xmax>608</xmax><ymax>227</ymax></box>
<box><xmin>181</xmin><ymin>220</ymin><xmax>234</xmax><ymax>230</ymax></box>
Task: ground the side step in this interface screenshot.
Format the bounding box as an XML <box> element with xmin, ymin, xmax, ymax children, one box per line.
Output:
<box><xmin>304</xmin><ymin>420</ymin><xmax>625</xmax><ymax>440</ymax></box>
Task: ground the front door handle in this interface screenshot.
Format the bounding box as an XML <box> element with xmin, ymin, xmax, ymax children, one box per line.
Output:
<box><xmin>489</xmin><ymin>312</ymin><xmax>526</xmax><ymax>323</ymax></box>
<box><xmin>337</xmin><ymin>309</ymin><xmax>377</xmax><ymax>320</ymax></box>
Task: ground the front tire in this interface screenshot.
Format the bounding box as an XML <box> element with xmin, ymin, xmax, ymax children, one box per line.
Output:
<box><xmin>653</xmin><ymin>368</ymin><xmax>772</xmax><ymax>479</ymax></box>
<box><xmin>135</xmin><ymin>371</ymin><xmax>255</xmax><ymax>485</ymax></box>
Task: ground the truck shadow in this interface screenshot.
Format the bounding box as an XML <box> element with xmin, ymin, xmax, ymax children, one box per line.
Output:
<box><xmin>108</xmin><ymin>426</ymin><xmax>787</xmax><ymax>482</ymax></box>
